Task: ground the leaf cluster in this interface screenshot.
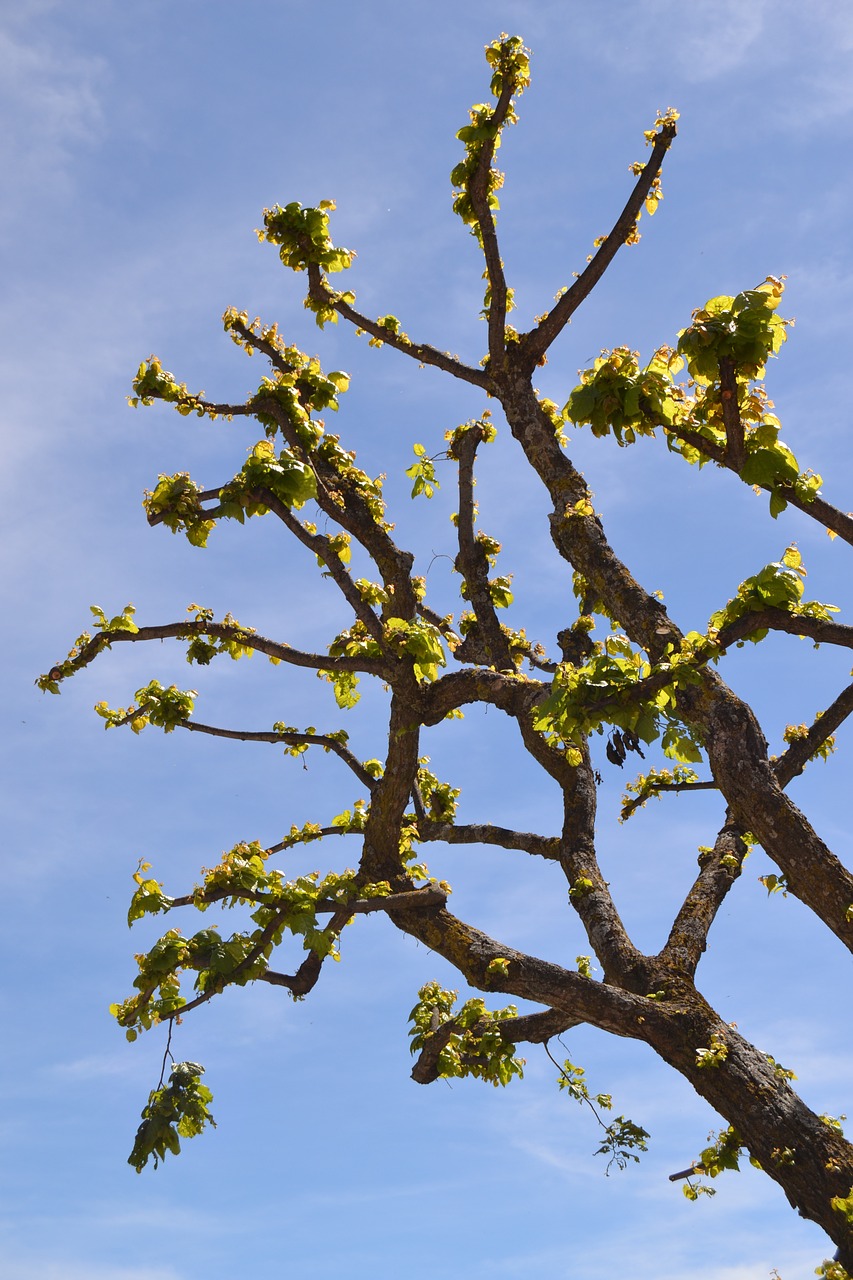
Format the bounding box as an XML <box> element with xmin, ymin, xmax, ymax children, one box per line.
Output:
<box><xmin>144</xmin><ymin>441</ymin><xmax>318</xmax><ymax>549</ymax></box>
<box><xmin>417</xmin><ymin>760</ymin><xmax>461</xmax><ymax>822</ymax></box>
<box><xmin>563</xmin><ymin>282</ymin><xmax>824</xmax><ymax>519</ymax></box>
<box><xmin>405</xmin><ymin>443</ymin><xmax>441</xmax><ymax>499</ymax></box>
<box><xmin>695</xmin><ymin>1032</ymin><xmax>730</xmax><ymax>1069</ymax></box>
<box><xmin>128</xmin><ymin>1062</ymin><xmax>215</xmax><ymax>1173</ymax></box>
<box><xmin>816</xmin><ymin>1262</ymin><xmax>853</xmax><ymax>1280</ymax></box>
<box><xmin>681</xmin><ymin>1126</ymin><xmax>748</xmax><ymax>1200</ymax></box>
<box><xmin>112</xmin><ymin>851</ymin><xmax>397</xmax><ymax>1036</ymax></box>
<box><xmin>257</xmin><ymin>200</ymin><xmax>354</xmax><ymax>275</ymax></box>
<box><xmin>677</xmin><ymin>278</ymin><xmax>788</xmax><ymax>384</ymax></box>
<box><xmin>782</xmin><ymin>720</ymin><xmax>836</xmax><ymax>764</ymax></box>
<box><xmin>366</xmin><ymin>314</ymin><xmax>411</xmax><ymax>349</ymax></box>
<box><xmin>96</xmin><ymin>680</ymin><xmax>196</xmax><ymax>735</ymax></box>
<box><xmin>128</xmin><ymin>861</ymin><xmax>174</xmax><ymax>925</ymax></box>
<box><xmin>408</xmin><ymin>981</ymin><xmax>524</xmax><ymax>1087</ymax></box>
<box><xmin>183</xmin><ymin>605</ymin><xmax>258</xmax><ymax>665</ymax></box>
<box><xmin>533</xmin><ymin>632</ymin><xmax>704</xmax><ymax>765</ymax></box>
<box><xmin>129</xmin><ymin>356</ymin><xmax>206</xmax><ymax>415</ymax></box>
<box><xmin>709</xmin><ymin>545</ymin><xmax>838</xmax><ymax>641</ymax></box>
<box><xmin>564</xmin><ymin>346</ymin><xmax>685</xmax><ymax>445</ymax></box>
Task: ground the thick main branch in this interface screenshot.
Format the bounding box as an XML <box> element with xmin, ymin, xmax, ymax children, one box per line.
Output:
<box><xmin>493</xmin><ymin>379</ymin><xmax>853</xmax><ymax>953</ymax></box>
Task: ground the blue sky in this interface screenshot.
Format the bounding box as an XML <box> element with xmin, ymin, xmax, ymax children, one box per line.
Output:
<box><xmin>3</xmin><ymin>2</ymin><xmax>853</xmax><ymax>1277</ymax></box>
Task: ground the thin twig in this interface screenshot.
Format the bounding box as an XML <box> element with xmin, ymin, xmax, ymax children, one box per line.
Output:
<box><xmin>170</xmin><ymin>718</ymin><xmax>379</xmax><ymax>790</ymax></box>
<box><xmin>227</xmin><ymin>316</ymin><xmax>302</xmax><ymax>377</ymax></box>
<box><xmin>774</xmin><ymin>681</ymin><xmax>853</xmax><ymax>788</ymax></box>
<box><xmin>620</xmin><ymin>779</ymin><xmax>717</xmax><ymax>822</ymax></box>
<box><xmin>156</xmin><ymin>1019</ymin><xmax>175</xmax><ymax>1088</ymax></box>
<box><xmin>305</xmin><ymin>264</ymin><xmax>491</xmax><ymax>390</ymax></box>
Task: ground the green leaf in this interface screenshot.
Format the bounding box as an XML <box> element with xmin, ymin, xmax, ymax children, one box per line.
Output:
<box><xmin>408</xmin><ymin>981</ymin><xmax>524</xmax><ymax>1088</ymax></box>
<box><xmin>738</xmin><ymin>441</ymin><xmax>799</xmax><ymax>488</ymax></box>
<box><xmin>405</xmin><ymin>444</ymin><xmax>440</xmax><ymax>499</ymax></box>
<box><xmin>661</xmin><ymin>726</ymin><xmax>703</xmax><ymax>764</ymax></box>
<box><xmin>768</xmin><ymin>489</ymin><xmax>788</xmax><ymax>518</ymax></box>
<box><xmin>327</xmin><ymin>669</ymin><xmax>360</xmax><ymax>708</ymax></box>
<box><xmin>385</xmin><ymin>617</ymin><xmax>446</xmax><ymax>681</ymax></box>
<box><xmin>831</xmin><ymin>1186</ymin><xmax>853</xmax><ymax>1226</ymax></box>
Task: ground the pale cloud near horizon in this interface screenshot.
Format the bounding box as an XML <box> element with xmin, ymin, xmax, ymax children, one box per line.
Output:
<box><xmin>0</xmin><ymin>1262</ymin><xmax>182</xmax><ymax>1280</ymax></box>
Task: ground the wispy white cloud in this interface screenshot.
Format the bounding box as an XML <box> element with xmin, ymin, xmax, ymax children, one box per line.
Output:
<box><xmin>651</xmin><ymin>0</ymin><xmax>770</xmax><ymax>81</ymax></box>
<box><xmin>566</xmin><ymin>1243</ymin><xmax>823</xmax><ymax>1280</ymax></box>
<box><xmin>82</xmin><ymin>1199</ymin><xmax>225</xmax><ymax>1234</ymax></box>
<box><xmin>43</xmin><ymin>1051</ymin><xmax>143</xmax><ymax>1081</ymax></box>
<box><xmin>0</xmin><ymin>18</ymin><xmax>106</xmax><ymax>233</ymax></box>
<box><xmin>531</xmin><ymin>0</ymin><xmax>853</xmax><ymax>128</ymax></box>
<box><xmin>782</xmin><ymin>257</ymin><xmax>853</xmax><ymax>335</ymax></box>
<box><xmin>739</xmin><ymin>1013</ymin><xmax>853</xmax><ymax>1096</ymax></box>
<box><xmin>776</xmin><ymin>1</ymin><xmax>853</xmax><ymax>126</ymax></box>
<box><xmin>1</xmin><ymin>1196</ymin><xmax>237</xmax><ymax>1245</ymax></box>
<box><xmin>298</xmin><ymin>1174</ymin><xmax>472</xmax><ymax>1209</ymax></box>
<box><xmin>529</xmin><ymin>0</ymin><xmax>772</xmax><ymax>83</ymax></box>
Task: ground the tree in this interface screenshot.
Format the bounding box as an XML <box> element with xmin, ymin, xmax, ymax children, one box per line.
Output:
<box><xmin>40</xmin><ymin>33</ymin><xmax>853</xmax><ymax>1276</ymax></box>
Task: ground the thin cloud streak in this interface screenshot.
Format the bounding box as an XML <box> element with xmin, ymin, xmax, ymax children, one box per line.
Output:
<box><xmin>0</xmin><ymin>20</ymin><xmax>106</xmax><ymax>232</ymax></box>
